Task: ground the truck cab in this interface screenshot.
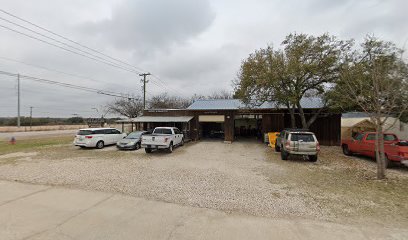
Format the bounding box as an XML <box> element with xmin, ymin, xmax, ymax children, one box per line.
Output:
<box><xmin>341</xmin><ymin>132</ymin><xmax>408</xmax><ymax>166</ymax></box>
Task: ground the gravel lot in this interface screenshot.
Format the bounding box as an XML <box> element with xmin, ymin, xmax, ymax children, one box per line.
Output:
<box><xmin>0</xmin><ymin>139</ymin><xmax>407</xmax><ymax>228</ymax></box>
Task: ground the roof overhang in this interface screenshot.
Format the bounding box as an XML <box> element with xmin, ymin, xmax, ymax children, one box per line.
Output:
<box><xmin>116</xmin><ymin>116</ymin><xmax>194</xmax><ymax>123</ymax></box>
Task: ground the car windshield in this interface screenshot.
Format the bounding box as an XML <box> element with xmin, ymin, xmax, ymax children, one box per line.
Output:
<box><xmin>77</xmin><ymin>130</ymin><xmax>94</xmax><ymax>135</ymax></box>
<box><xmin>153</xmin><ymin>128</ymin><xmax>172</xmax><ymax>134</ymax></box>
<box><xmin>290</xmin><ymin>133</ymin><xmax>315</xmax><ymax>142</ymax></box>
<box><xmin>126</xmin><ymin>132</ymin><xmax>142</xmax><ymax>139</ymax></box>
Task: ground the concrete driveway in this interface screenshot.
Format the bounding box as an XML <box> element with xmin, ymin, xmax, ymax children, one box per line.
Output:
<box><xmin>1</xmin><ymin>180</ymin><xmax>407</xmax><ymax>240</ymax></box>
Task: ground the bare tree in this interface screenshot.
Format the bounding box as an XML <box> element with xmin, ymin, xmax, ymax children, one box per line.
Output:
<box><xmin>149</xmin><ymin>93</ymin><xmax>191</xmax><ymax>109</ymax></box>
<box><xmin>207</xmin><ymin>90</ymin><xmax>233</xmax><ymax>99</ymax></box>
<box><xmin>106</xmin><ymin>96</ymin><xmax>144</xmax><ymax>118</ymax></box>
<box><xmin>329</xmin><ymin>36</ymin><xmax>408</xmax><ymax>179</ymax></box>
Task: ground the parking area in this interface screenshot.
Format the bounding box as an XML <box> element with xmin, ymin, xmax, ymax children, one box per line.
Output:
<box><xmin>0</xmin><ymin>139</ymin><xmax>407</xmax><ymax>229</ymax></box>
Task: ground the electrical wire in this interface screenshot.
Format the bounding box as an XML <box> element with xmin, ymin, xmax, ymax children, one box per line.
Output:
<box><xmin>0</xmin><ymin>9</ymin><xmax>184</xmax><ymax>97</ymax></box>
<box><xmin>0</xmin><ymin>24</ymin><xmax>144</xmax><ymax>75</ymax></box>
<box><xmin>0</xmin><ymin>23</ymin><xmax>175</xmax><ymax>95</ymax></box>
<box><xmin>0</xmin><ymin>56</ymin><xmax>144</xmax><ymax>95</ymax></box>
<box><xmin>0</xmin><ymin>16</ymin><xmax>142</xmax><ymax>75</ymax></box>
<box><xmin>0</xmin><ymin>8</ymin><xmax>147</xmax><ymax>73</ymax></box>
<box><xmin>0</xmin><ymin>70</ymin><xmax>136</xmax><ymax>99</ymax></box>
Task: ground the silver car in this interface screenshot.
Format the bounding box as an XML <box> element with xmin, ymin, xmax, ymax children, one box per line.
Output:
<box><xmin>116</xmin><ymin>131</ymin><xmax>148</xmax><ymax>150</ymax></box>
<box><xmin>280</xmin><ymin>130</ymin><xmax>320</xmax><ymax>162</ymax></box>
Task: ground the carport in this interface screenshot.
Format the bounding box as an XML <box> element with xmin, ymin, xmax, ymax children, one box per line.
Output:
<box><xmin>117</xmin><ymin>116</ymin><xmax>194</xmax><ymax>141</ymax></box>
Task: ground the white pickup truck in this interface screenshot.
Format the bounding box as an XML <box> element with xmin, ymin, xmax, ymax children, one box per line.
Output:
<box><xmin>141</xmin><ymin>127</ymin><xmax>184</xmax><ymax>153</ymax></box>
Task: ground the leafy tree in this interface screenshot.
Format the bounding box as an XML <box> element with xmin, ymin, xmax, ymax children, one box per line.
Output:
<box><xmin>328</xmin><ymin>36</ymin><xmax>408</xmax><ymax>179</ymax></box>
<box><xmin>234</xmin><ymin>33</ymin><xmax>352</xmax><ymax>128</ymax></box>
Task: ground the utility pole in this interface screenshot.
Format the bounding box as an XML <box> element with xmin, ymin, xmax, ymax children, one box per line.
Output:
<box><xmin>139</xmin><ymin>73</ymin><xmax>151</xmax><ymax>110</ymax></box>
<box><xmin>17</xmin><ymin>74</ymin><xmax>20</xmax><ymax>128</ymax></box>
<box><xmin>29</xmin><ymin>106</ymin><xmax>33</xmax><ymax>130</ymax></box>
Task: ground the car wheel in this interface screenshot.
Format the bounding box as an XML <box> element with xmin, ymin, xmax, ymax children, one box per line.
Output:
<box><xmin>384</xmin><ymin>154</ymin><xmax>394</xmax><ymax>168</ymax></box>
<box><xmin>167</xmin><ymin>142</ymin><xmax>173</xmax><ymax>153</ymax></box>
<box><xmin>309</xmin><ymin>155</ymin><xmax>318</xmax><ymax>162</ymax></box>
<box><xmin>281</xmin><ymin>150</ymin><xmax>289</xmax><ymax>160</ymax></box>
<box><xmin>135</xmin><ymin>142</ymin><xmax>141</xmax><ymax>150</ymax></box>
<box><xmin>96</xmin><ymin>141</ymin><xmax>104</xmax><ymax>149</ymax></box>
<box><xmin>275</xmin><ymin>144</ymin><xmax>281</xmax><ymax>152</ymax></box>
<box><xmin>342</xmin><ymin>145</ymin><xmax>352</xmax><ymax>156</ymax></box>
<box><xmin>145</xmin><ymin>148</ymin><xmax>152</xmax><ymax>153</ymax></box>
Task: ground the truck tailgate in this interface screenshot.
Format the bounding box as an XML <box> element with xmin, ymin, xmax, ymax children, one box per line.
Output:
<box><xmin>141</xmin><ymin>135</ymin><xmax>168</xmax><ymax>146</ymax></box>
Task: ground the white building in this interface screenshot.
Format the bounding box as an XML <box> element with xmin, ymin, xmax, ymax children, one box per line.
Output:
<box><xmin>342</xmin><ymin>112</ymin><xmax>408</xmax><ymax>140</ymax></box>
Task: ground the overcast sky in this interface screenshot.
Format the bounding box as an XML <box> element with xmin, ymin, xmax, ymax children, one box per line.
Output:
<box><xmin>0</xmin><ymin>0</ymin><xmax>407</xmax><ymax>118</ymax></box>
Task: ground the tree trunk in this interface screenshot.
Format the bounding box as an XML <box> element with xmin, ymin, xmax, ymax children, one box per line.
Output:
<box><xmin>289</xmin><ymin>104</ymin><xmax>296</xmax><ymax>128</ymax></box>
<box><xmin>375</xmin><ymin>121</ymin><xmax>386</xmax><ymax>179</ymax></box>
<box><xmin>296</xmin><ymin>102</ymin><xmax>308</xmax><ymax>129</ymax></box>
<box><xmin>306</xmin><ymin>107</ymin><xmax>325</xmax><ymax>128</ymax></box>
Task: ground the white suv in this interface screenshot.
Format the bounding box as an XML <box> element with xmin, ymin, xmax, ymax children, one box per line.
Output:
<box><xmin>74</xmin><ymin>128</ymin><xmax>126</xmax><ymax>149</ymax></box>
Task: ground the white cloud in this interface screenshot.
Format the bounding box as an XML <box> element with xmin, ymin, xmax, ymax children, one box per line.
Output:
<box><xmin>0</xmin><ymin>0</ymin><xmax>407</xmax><ymax>117</ymax></box>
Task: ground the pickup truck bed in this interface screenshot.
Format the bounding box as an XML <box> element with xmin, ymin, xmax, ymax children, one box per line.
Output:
<box><xmin>141</xmin><ymin>127</ymin><xmax>184</xmax><ymax>153</ymax></box>
<box><xmin>142</xmin><ymin>134</ymin><xmax>173</xmax><ymax>148</ymax></box>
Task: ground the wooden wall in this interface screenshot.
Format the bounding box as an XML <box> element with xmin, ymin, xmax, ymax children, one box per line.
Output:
<box><xmin>281</xmin><ymin>113</ymin><xmax>340</xmax><ymax>146</ymax></box>
<box><xmin>142</xmin><ymin>109</ymin><xmax>341</xmax><ymax>146</ymax></box>
<box><xmin>262</xmin><ymin>114</ymin><xmax>285</xmax><ymax>133</ymax></box>
<box><xmin>309</xmin><ymin>114</ymin><xmax>341</xmax><ymax>146</ymax></box>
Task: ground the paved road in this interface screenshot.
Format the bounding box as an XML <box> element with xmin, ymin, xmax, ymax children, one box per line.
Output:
<box><xmin>1</xmin><ymin>181</ymin><xmax>407</xmax><ymax>240</ymax></box>
<box><xmin>0</xmin><ymin>130</ymin><xmax>76</xmax><ymax>140</ymax></box>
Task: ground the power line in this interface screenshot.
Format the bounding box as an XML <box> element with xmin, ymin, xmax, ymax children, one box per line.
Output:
<box><xmin>0</xmin><ymin>9</ymin><xmax>184</xmax><ymax>97</ymax></box>
<box><xmin>150</xmin><ymin>74</ymin><xmax>186</xmax><ymax>96</ymax></box>
<box><xmin>0</xmin><ymin>16</ymin><xmax>137</xmax><ymax>71</ymax></box>
<box><xmin>0</xmin><ymin>23</ymin><xmax>172</xmax><ymax>95</ymax></box>
<box><xmin>0</xmin><ymin>8</ymin><xmax>147</xmax><ymax>73</ymax></box>
<box><xmin>0</xmin><ymin>24</ymin><xmax>144</xmax><ymax>75</ymax></box>
<box><xmin>0</xmin><ymin>70</ymin><xmax>135</xmax><ymax>99</ymax></box>
<box><xmin>0</xmin><ymin>56</ymin><xmax>143</xmax><ymax>94</ymax></box>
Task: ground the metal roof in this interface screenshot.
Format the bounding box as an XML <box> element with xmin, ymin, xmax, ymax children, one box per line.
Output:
<box><xmin>187</xmin><ymin>99</ymin><xmax>245</xmax><ymax>110</ymax></box>
<box><xmin>342</xmin><ymin>112</ymin><xmax>370</xmax><ymax>118</ymax></box>
<box><xmin>117</xmin><ymin>116</ymin><xmax>194</xmax><ymax>123</ymax></box>
<box><xmin>187</xmin><ymin>97</ymin><xmax>324</xmax><ymax>110</ymax></box>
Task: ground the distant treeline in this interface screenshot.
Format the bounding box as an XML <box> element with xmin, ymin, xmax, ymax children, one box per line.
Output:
<box><xmin>0</xmin><ymin>117</ymin><xmax>120</xmax><ymax>126</ymax></box>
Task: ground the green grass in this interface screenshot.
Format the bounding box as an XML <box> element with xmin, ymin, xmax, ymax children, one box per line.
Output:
<box><xmin>0</xmin><ymin>136</ymin><xmax>73</xmax><ymax>155</ymax></box>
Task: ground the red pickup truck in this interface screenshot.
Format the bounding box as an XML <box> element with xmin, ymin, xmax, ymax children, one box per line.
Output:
<box><xmin>341</xmin><ymin>132</ymin><xmax>408</xmax><ymax>167</ymax></box>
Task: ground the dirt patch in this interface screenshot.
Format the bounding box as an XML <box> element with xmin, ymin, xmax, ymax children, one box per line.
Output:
<box><xmin>0</xmin><ymin>152</ymin><xmax>38</xmax><ymax>159</ymax></box>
